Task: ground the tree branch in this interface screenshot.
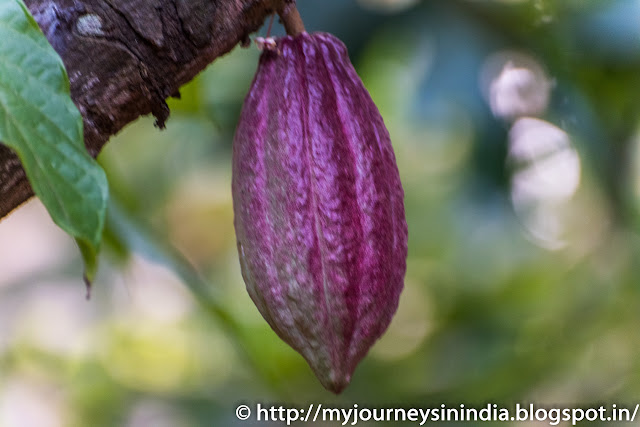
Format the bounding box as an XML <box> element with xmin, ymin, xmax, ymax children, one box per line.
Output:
<box><xmin>0</xmin><ymin>0</ymin><xmax>283</xmax><ymax>219</ymax></box>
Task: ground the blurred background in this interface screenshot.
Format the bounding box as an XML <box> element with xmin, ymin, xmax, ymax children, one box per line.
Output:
<box><xmin>2</xmin><ymin>0</ymin><xmax>640</xmax><ymax>425</ymax></box>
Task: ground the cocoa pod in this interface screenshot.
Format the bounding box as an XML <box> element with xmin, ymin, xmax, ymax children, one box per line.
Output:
<box><xmin>232</xmin><ymin>32</ymin><xmax>408</xmax><ymax>393</ymax></box>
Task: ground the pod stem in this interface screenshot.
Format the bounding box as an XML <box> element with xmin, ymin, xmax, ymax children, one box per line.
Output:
<box><xmin>278</xmin><ymin>2</ymin><xmax>305</xmax><ymax>37</ymax></box>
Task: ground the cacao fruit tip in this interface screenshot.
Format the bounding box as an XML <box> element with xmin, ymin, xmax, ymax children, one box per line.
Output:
<box><xmin>232</xmin><ymin>32</ymin><xmax>408</xmax><ymax>394</ymax></box>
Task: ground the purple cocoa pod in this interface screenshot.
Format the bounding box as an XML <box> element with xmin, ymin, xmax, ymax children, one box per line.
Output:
<box><xmin>232</xmin><ymin>32</ymin><xmax>408</xmax><ymax>393</ymax></box>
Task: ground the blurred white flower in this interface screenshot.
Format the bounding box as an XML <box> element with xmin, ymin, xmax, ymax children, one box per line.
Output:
<box><xmin>0</xmin><ymin>201</ymin><xmax>74</xmax><ymax>288</ymax></box>
<box><xmin>508</xmin><ymin>118</ymin><xmax>581</xmax><ymax>249</ymax></box>
<box><xmin>0</xmin><ymin>377</ymin><xmax>67</xmax><ymax>427</ymax></box>
<box><xmin>480</xmin><ymin>51</ymin><xmax>551</xmax><ymax>120</ymax></box>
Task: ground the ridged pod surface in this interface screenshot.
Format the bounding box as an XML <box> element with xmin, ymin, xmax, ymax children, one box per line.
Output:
<box><xmin>232</xmin><ymin>32</ymin><xmax>408</xmax><ymax>393</ymax></box>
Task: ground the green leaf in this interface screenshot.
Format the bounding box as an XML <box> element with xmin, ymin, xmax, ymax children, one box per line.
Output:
<box><xmin>0</xmin><ymin>0</ymin><xmax>109</xmax><ymax>279</ymax></box>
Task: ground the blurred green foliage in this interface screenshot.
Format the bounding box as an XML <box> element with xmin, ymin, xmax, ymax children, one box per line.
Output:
<box><xmin>3</xmin><ymin>0</ymin><xmax>640</xmax><ymax>425</ymax></box>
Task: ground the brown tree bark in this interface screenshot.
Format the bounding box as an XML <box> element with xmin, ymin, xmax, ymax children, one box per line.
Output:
<box><xmin>0</xmin><ymin>0</ymin><xmax>288</xmax><ymax>219</ymax></box>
